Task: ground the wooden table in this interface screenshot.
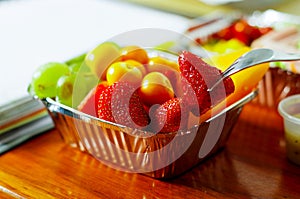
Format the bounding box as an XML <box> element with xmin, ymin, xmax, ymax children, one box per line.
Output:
<box><xmin>0</xmin><ymin>101</ymin><xmax>300</xmax><ymax>199</ymax></box>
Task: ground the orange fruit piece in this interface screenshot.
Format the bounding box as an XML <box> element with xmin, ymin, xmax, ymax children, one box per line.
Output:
<box><xmin>120</xmin><ymin>45</ymin><xmax>149</xmax><ymax>64</ymax></box>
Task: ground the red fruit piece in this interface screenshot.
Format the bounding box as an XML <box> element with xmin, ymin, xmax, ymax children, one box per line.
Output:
<box><xmin>153</xmin><ymin>98</ymin><xmax>188</xmax><ymax>133</ymax></box>
<box><xmin>97</xmin><ymin>82</ymin><xmax>150</xmax><ymax>129</ymax></box>
<box><xmin>78</xmin><ymin>86</ymin><xmax>97</xmax><ymax>117</ymax></box>
<box><xmin>178</xmin><ymin>51</ymin><xmax>235</xmax><ymax>115</ymax></box>
<box><xmin>94</xmin><ymin>81</ymin><xmax>109</xmax><ymax>111</ymax></box>
<box><xmin>77</xmin><ymin>82</ymin><xmax>108</xmax><ymax>117</ymax></box>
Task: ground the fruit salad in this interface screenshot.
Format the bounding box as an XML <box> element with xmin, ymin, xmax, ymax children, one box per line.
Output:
<box><xmin>29</xmin><ymin>42</ymin><xmax>238</xmax><ymax>134</ymax></box>
<box><xmin>80</xmin><ymin>43</ymin><xmax>236</xmax><ymax>133</ymax></box>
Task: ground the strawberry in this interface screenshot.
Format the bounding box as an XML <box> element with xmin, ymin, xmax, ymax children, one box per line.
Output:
<box><xmin>77</xmin><ymin>81</ymin><xmax>108</xmax><ymax>117</ymax></box>
<box><xmin>152</xmin><ymin>98</ymin><xmax>188</xmax><ymax>133</ymax></box>
<box><xmin>94</xmin><ymin>81</ymin><xmax>109</xmax><ymax>111</ymax></box>
<box><xmin>77</xmin><ymin>86</ymin><xmax>97</xmax><ymax>117</ymax></box>
<box><xmin>97</xmin><ymin>81</ymin><xmax>150</xmax><ymax>129</ymax></box>
<box><xmin>178</xmin><ymin>51</ymin><xmax>235</xmax><ymax>115</ymax></box>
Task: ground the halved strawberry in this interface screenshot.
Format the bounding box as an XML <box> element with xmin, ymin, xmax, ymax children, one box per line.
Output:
<box><xmin>97</xmin><ymin>81</ymin><xmax>150</xmax><ymax>129</ymax></box>
<box><xmin>77</xmin><ymin>86</ymin><xmax>97</xmax><ymax>117</ymax></box>
<box><xmin>94</xmin><ymin>81</ymin><xmax>109</xmax><ymax>111</ymax></box>
<box><xmin>152</xmin><ymin>97</ymin><xmax>189</xmax><ymax>133</ymax></box>
<box><xmin>77</xmin><ymin>81</ymin><xmax>108</xmax><ymax>117</ymax></box>
<box><xmin>178</xmin><ymin>51</ymin><xmax>235</xmax><ymax>115</ymax></box>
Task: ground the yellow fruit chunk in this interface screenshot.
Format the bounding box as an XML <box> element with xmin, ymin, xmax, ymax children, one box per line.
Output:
<box><xmin>211</xmin><ymin>47</ymin><xmax>269</xmax><ymax>98</ymax></box>
<box><xmin>200</xmin><ymin>47</ymin><xmax>269</xmax><ymax>122</ymax></box>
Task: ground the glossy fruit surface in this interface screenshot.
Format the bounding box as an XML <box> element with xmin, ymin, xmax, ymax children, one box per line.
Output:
<box><xmin>199</xmin><ymin>47</ymin><xmax>269</xmax><ymax>122</ymax></box>
<box><xmin>106</xmin><ymin>61</ymin><xmax>144</xmax><ymax>85</ymax></box>
<box><xmin>56</xmin><ymin>73</ymin><xmax>88</xmax><ymax>107</ymax></box>
<box><xmin>56</xmin><ymin>74</ymin><xmax>76</xmax><ymax>107</ymax></box>
<box><xmin>97</xmin><ymin>82</ymin><xmax>150</xmax><ymax>129</ymax></box>
<box><xmin>146</xmin><ymin>57</ymin><xmax>181</xmax><ymax>96</ymax></box>
<box><xmin>153</xmin><ymin>98</ymin><xmax>188</xmax><ymax>133</ymax></box>
<box><xmin>77</xmin><ymin>86</ymin><xmax>97</xmax><ymax>117</ymax></box>
<box><xmin>120</xmin><ymin>45</ymin><xmax>149</xmax><ymax>64</ymax></box>
<box><xmin>179</xmin><ymin>51</ymin><xmax>235</xmax><ymax>116</ymax></box>
<box><xmin>31</xmin><ymin>62</ymin><xmax>70</xmax><ymax>98</ymax></box>
<box><xmin>77</xmin><ymin>81</ymin><xmax>108</xmax><ymax>117</ymax></box>
<box><xmin>139</xmin><ymin>72</ymin><xmax>174</xmax><ymax>106</ymax></box>
<box><xmin>85</xmin><ymin>42</ymin><xmax>120</xmax><ymax>80</ymax></box>
<box><xmin>124</xmin><ymin>60</ymin><xmax>146</xmax><ymax>75</ymax></box>
<box><xmin>208</xmin><ymin>47</ymin><xmax>269</xmax><ymax>104</ymax></box>
<box><xmin>148</xmin><ymin>56</ymin><xmax>179</xmax><ymax>71</ymax></box>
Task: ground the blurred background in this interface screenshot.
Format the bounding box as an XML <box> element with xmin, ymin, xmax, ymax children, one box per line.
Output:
<box><xmin>1</xmin><ymin>0</ymin><xmax>300</xmax><ymax>106</ymax></box>
<box><xmin>123</xmin><ymin>0</ymin><xmax>299</xmax><ymax>17</ymax></box>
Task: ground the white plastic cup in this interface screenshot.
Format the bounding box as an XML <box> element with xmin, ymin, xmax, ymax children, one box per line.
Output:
<box><xmin>278</xmin><ymin>94</ymin><xmax>300</xmax><ymax>165</ymax></box>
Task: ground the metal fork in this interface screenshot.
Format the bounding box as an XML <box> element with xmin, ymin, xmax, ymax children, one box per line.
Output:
<box><xmin>208</xmin><ymin>48</ymin><xmax>300</xmax><ymax>91</ymax></box>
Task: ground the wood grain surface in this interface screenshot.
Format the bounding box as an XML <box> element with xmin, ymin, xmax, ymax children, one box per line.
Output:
<box><xmin>0</xmin><ymin>101</ymin><xmax>300</xmax><ymax>199</ymax></box>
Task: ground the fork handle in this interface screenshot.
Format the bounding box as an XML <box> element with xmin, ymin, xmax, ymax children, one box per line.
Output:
<box><xmin>272</xmin><ymin>50</ymin><xmax>300</xmax><ymax>62</ymax></box>
<box><xmin>208</xmin><ymin>49</ymin><xmax>300</xmax><ymax>92</ymax></box>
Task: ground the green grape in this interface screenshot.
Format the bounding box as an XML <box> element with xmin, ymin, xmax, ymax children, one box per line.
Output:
<box><xmin>56</xmin><ymin>74</ymin><xmax>75</xmax><ymax>107</ymax></box>
<box><xmin>30</xmin><ymin>62</ymin><xmax>70</xmax><ymax>99</ymax></box>
<box><xmin>56</xmin><ymin>73</ymin><xmax>88</xmax><ymax>108</ymax></box>
<box><xmin>73</xmin><ymin>63</ymin><xmax>98</xmax><ymax>102</ymax></box>
<box><xmin>73</xmin><ymin>73</ymin><xmax>91</xmax><ymax>107</ymax></box>
<box><xmin>85</xmin><ymin>41</ymin><xmax>120</xmax><ymax>80</ymax></box>
<box><xmin>69</xmin><ymin>63</ymin><xmax>81</xmax><ymax>73</ymax></box>
<box><xmin>69</xmin><ymin>62</ymin><xmax>91</xmax><ymax>74</ymax></box>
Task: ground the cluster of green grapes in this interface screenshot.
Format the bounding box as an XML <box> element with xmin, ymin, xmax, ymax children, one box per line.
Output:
<box><xmin>28</xmin><ymin>54</ymin><xmax>98</xmax><ymax>107</ymax></box>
